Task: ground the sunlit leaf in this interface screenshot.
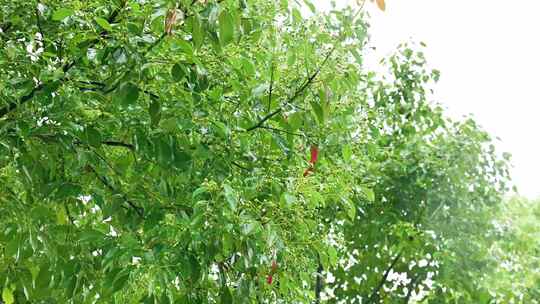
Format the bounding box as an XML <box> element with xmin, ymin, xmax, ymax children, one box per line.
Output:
<box><xmin>52</xmin><ymin>8</ymin><xmax>73</xmax><ymax>21</ymax></box>
<box><xmin>95</xmin><ymin>17</ymin><xmax>113</xmax><ymax>31</ymax></box>
<box><xmin>2</xmin><ymin>286</ymin><xmax>14</xmax><ymax>304</ymax></box>
<box><xmin>218</xmin><ymin>10</ymin><xmax>234</xmax><ymax>45</ymax></box>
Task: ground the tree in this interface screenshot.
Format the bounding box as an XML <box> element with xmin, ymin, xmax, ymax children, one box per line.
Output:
<box><xmin>480</xmin><ymin>197</ymin><xmax>540</xmax><ymax>302</ymax></box>
<box><xmin>0</xmin><ymin>0</ymin><xmax>511</xmax><ymax>303</ymax></box>
<box><xmin>324</xmin><ymin>46</ymin><xmax>511</xmax><ymax>303</ymax></box>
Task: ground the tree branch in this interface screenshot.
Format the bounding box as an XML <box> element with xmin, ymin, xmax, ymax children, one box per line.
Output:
<box><xmin>366</xmin><ymin>251</ymin><xmax>403</xmax><ymax>304</ymax></box>
<box><xmin>35</xmin><ymin>7</ymin><xmax>45</xmax><ymax>48</ymax></box>
<box><xmin>315</xmin><ymin>259</ymin><xmax>324</xmax><ymax>304</ymax></box>
<box><xmin>0</xmin><ymin>83</ymin><xmax>44</xmax><ymax>118</ymax></box>
<box><xmin>258</xmin><ymin>125</ymin><xmax>306</xmax><ymax>137</ymax></box>
<box><xmin>244</xmin><ymin>107</ymin><xmax>282</xmax><ymax>132</ymax></box>
<box><xmin>102</xmin><ymin>141</ymin><xmax>135</xmax><ymax>150</ymax></box>
<box><xmin>267</xmin><ymin>56</ymin><xmax>274</xmax><ymax>112</ymax></box>
<box><xmin>231</xmin><ymin>161</ymin><xmax>250</xmax><ymax>171</ymax></box>
<box><xmin>403</xmin><ymin>274</ymin><xmax>420</xmax><ymax>303</ymax></box>
<box><xmin>33</xmin><ymin>133</ymin><xmax>135</xmax><ymax>150</ymax></box>
<box><xmin>87</xmin><ymin>165</ymin><xmax>144</xmax><ymax>218</ymax></box>
<box><xmin>245</xmin><ymin>45</ymin><xmax>336</xmax><ymax>132</ymax></box>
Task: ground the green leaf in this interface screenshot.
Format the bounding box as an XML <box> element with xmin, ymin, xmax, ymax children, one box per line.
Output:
<box><xmin>173</xmin><ymin>150</ymin><xmax>191</xmax><ymax>168</ymax></box>
<box><xmin>252</xmin><ymin>83</ymin><xmax>268</xmax><ymax>98</ymax></box>
<box><xmin>310</xmin><ymin>100</ymin><xmax>324</xmax><ymax>124</ymax></box>
<box><xmin>327</xmin><ymin>246</ymin><xmax>338</xmax><ymax>267</ymax></box>
<box><xmin>222</xmin><ymin>233</ymin><xmax>234</xmax><ymax>255</ymax></box>
<box><xmin>292</xmin><ymin>8</ymin><xmax>302</xmax><ymax>24</ymax></box>
<box><xmin>220</xmin><ymin>287</ymin><xmax>233</xmax><ymax>304</ymax></box>
<box><xmin>56</xmin><ymin>207</ymin><xmax>68</xmax><ymax>225</ymax></box>
<box><xmin>223</xmin><ymin>184</ymin><xmax>237</xmax><ymax>211</ymax></box>
<box><xmin>189</xmin><ymin>255</ymin><xmax>201</xmax><ymax>282</ymax></box>
<box><xmin>318</xmin><ymin>88</ymin><xmax>327</xmax><ymax>104</ymax></box>
<box><xmin>192</xmin><ymin>187</ymin><xmax>208</xmax><ymax>200</ymax></box>
<box><xmin>218</xmin><ymin>10</ymin><xmax>234</xmax><ymax>46</ymax></box>
<box><xmin>149</xmin><ymin>100</ymin><xmax>161</xmax><ymax>126</ymax></box>
<box><xmin>342</xmin><ymin>198</ymin><xmax>356</xmax><ymax>221</ymax></box>
<box><xmin>35</xmin><ymin>265</ymin><xmax>52</xmax><ymax>290</ymax></box>
<box><xmin>5</xmin><ymin>238</ymin><xmax>20</xmax><ymax>259</ymax></box>
<box><xmin>112</xmin><ymin>270</ymin><xmax>130</xmax><ymax>293</ymax></box>
<box><xmin>288</xmin><ymin>112</ymin><xmax>303</xmax><ymax>130</ymax></box>
<box><xmin>361</xmin><ymin>186</ymin><xmax>375</xmax><ymax>202</ymax></box>
<box><xmin>171</xmin><ymin>63</ymin><xmax>186</xmax><ymax>82</ymax></box>
<box><xmin>342</xmin><ymin>144</ymin><xmax>352</xmax><ymax>162</ymax></box>
<box><xmin>2</xmin><ymin>286</ymin><xmax>14</xmax><ymax>304</ymax></box>
<box><xmin>84</xmin><ymin>126</ymin><xmax>102</xmax><ymax>148</ymax></box>
<box><xmin>116</xmin><ymin>83</ymin><xmax>140</xmax><ymax>106</ymax></box>
<box><xmin>158</xmin><ymin>118</ymin><xmax>176</xmax><ymax>133</ymax></box>
<box><xmin>280</xmin><ymin>193</ymin><xmax>296</xmax><ymax>208</ymax></box>
<box><xmin>95</xmin><ymin>17</ymin><xmax>113</xmax><ymax>31</ymax></box>
<box><xmin>172</xmin><ymin>39</ymin><xmax>194</xmax><ymax>56</ymax></box>
<box><xmin>191</xmin><ymin>14</ymin><xmax>204</xmax><ymax>49</ymax></box>
<box><xmin>350</xmin><ymin>48</ymin><xmax>363</xmax><ymax>65</ymax></box>
<box><xmin>52</xmin><ymin>8</ymin><xmax>73</xmax><ymax>21</ymax></box>
<box><xmin>80</xmin><ymin>229</ymin><xmax>106</xmax><ymax>243</ymax></box>
<box><xmin>55</xmin><ymin>183</ymin><xmax>82</xmax><ymax>199</ymax></box>
<box><xmin>303</xmin><ymin>0</ymin><xmax>316</xmax><ymax>13</ymax></box>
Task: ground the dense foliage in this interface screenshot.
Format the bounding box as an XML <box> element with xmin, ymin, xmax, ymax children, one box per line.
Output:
<box><xmin>0</xmin><ymin>0</ymin><xmax>528</xmax><ymax>303</ymax></box>
<box><xmin>482</xmin><ymin>197</ymin><xmax>540</xmax><ymax>302</ymax></box>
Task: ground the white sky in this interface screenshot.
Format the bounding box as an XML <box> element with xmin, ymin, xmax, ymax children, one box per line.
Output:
<box><xmin>315</xmin><ymin>0</ymin><xmax>540</xmax><ymax>198</ymax></box>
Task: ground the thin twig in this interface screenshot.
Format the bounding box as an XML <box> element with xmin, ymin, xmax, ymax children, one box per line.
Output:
<box><xmin>0</xmin><ymin>83</ymin><xmax>44</xmax><ymax>118</ymax></box>
<box><xmin>315</xmin><ymin>258</ymin><xmax>323</xmax><ymax>304</ymax></box>
<box><xmin>259</xmin><ymin>125</ymin><xmax>306</xmax><ymax>137</ymax></box>
<box><xmin>87</xmin><ymin>165</ymin><xmax>144</xmax><ymax>218</ymax></box>
<box><xmin>102</xmin><ymin>141</ymin><xmax>135</xmax><ymax>150</ymax></box>
<box><xmin>403</xmin><ymin>275</ymin><xmax>420</xmax><ymax>303</ymax></box>
<box><xmin>245</xmin><ymin>45</ymin><xmax>337</xmax><ymax>132</ymax></box>
<box><xmin>245</xmin><ymin>107</ymin><xmax>282</xmax><ymax>132</ymax></box>
<box><xmin>366</xmin><ymin>251</ymin><xmax>403</xmax><ymax>304</ymax></box>
<box><xmin>267</xmin><ymin>56</ymin><xmax>275</xmax><ymax>112</ymax></box>
<box><xmin>35</xmin><ymin>7</ymin><xmax>45</xmax><ymax>49</ymax></box>
<box><xmin>231</xmin><ymin>161</ymin><xmax>250</xmax><ymax>171</ymax></box>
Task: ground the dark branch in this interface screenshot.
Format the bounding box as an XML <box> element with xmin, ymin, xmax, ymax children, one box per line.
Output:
<box><xmin>403</xmin><ymin>275</ymin><xmax>420</xmax><ymax>303</ymax></box>
<box><xmin>315</xmin><ymin>260</ymin><xmax>324</xmax><ymax>304</ymax></box>
<box><xmin>35</xmin><ymin>8</ymin><xmax>45</xmax><ymax>48</ymax></box>
<box><xmin>64</xmin><ymin>203</ymin><xmax>75</xmax><ymax>225</ymax></box>
<box><xmin>76</xmin><ymin>80</ymin><xmax>106</xmax><ymax>87</ymax></box>
<box><xmin>146</xmin><ymin>33</ymin><xmax>166</xmax><ymax>54</ymax></box>
<box><xmin>366</xmin><ymin>251</ymin><xmax>403</xmax><ymax>304</ymax></box>
<box><xmin>34</xmin><ymin>134</ymin><xmax>134</xmax><ymax>150</ymax></box>
<box><xmin>102</xmin><ymin>141</ymin><xmax>135</xmax><ymax>150</ymax></box>
<box><xmin>0</xmin><ymin>83</ymin><xmax>44</xmax><ymax>119</ymax></box>
<box><xmin>258</xmin><ymin>126</ymin><xmax>306</xmax><ymax>137</ymax></box>
<box><xmin>245</xmin><ymin>45</ymin><xmax>336</xmax><ymax>132</ymax></box>
<box><xmin>244</xmin><ymin>107</ymin><xmax>282</xmax><ymax>132</ymax></box>
<box><xmin>143</xmin><ymin>89</ymin><xmax>160</xmax><ymax>100</ymax></box>
<box><xmin>267</xmin><ymin>57</ymin><xmax>274</xmax><ymax>112</ymax></box>
<box><xmin>231</xmin><ymin>161</ymin><xmax>250</xmax><ymax>171</ymax></box>
<box><xmin>88</xmin><ymin>165</ymin><xmax>144</xmax><ymax>218</ymax></box>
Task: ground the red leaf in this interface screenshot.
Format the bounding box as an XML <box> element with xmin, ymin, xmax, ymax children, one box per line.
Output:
<box><xmin>266</xmin><ymin>274</ymin><xmax>273</xmax><ymax>284</ymax></box>
<box><xmin>310</xmin><ymin>145</ymin><xmax>319</xmax><ymax>164</ymax></box>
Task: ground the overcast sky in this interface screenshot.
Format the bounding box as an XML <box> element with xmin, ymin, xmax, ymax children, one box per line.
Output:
<box><xmin>315</xmin><ymin>0</ymin><xmax>540</xmax><ymax>198</ymax></box>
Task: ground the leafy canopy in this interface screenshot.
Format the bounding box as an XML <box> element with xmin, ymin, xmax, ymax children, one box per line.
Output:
<box><xmin>0</xmin><ymin>0</ymin><xmax>513</xmax><ymax>303</ymax></box>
